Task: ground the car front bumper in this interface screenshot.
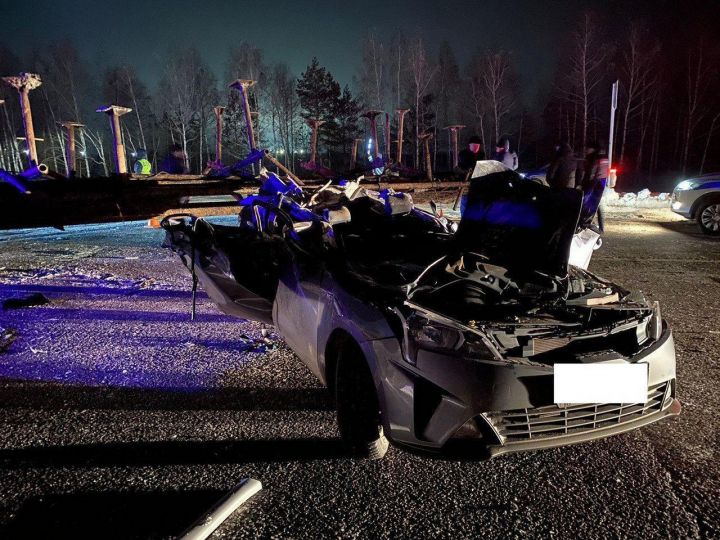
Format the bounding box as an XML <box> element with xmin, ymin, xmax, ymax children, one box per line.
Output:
<box><xmin>481</xmin><ymin>381</ymin><xmax>680</xmax><ymax>457</ymax></box>
<box><xmin>374</xmin><ymin>324</ymin><xmax>679</xmax><ymax>457</ymax></box>
<box><xmin>671</xmin><ymin>189</ymin><xmax>694</xmax><ymax>218</ymax></box>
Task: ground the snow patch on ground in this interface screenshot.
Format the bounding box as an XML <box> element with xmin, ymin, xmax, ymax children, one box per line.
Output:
<box><xmin>602</xmin><ymin>188</ymin><xmax>671</xmax><ymax>209</ymax></box>
<box><xmin>418</xmin><ymin>187</ymin><xmax>673</xmax><ymax>221</ymax></box>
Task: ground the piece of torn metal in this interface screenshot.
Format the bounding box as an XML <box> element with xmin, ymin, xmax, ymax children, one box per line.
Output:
<box><xmin>0</xmin><ymin>327</ymin><xmax>17</xmax><ymax>353</ymax></box>
<box><xmin>178</xmin><ymin>478</ymin><xmax>262</xmax><ymax>540</ymax></box>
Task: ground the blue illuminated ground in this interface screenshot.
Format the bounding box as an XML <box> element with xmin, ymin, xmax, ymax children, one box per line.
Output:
<box><xmin>0</xmin><ymin>219</ymin><xmax>272</xmax><ymax>389</ymax></box>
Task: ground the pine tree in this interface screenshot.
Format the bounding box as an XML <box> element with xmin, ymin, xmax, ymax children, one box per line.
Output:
<box><xmin>330</xmin><ymin>85</ymin><xmax>360</xmax><ymax>155</ymax></box>
<box><xmin>296</xmin><ymin>57</ymin><xmax>344</xmax><ymax>160</ymax></box>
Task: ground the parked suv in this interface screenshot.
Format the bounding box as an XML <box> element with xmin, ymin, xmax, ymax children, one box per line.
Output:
<box><xmin>671</xmin><ymin>173</ymin><xmax>720</xmax><ymax>235</ymax></box>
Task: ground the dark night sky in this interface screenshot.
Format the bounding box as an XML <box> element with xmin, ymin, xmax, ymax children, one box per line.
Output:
<box><xmin>0</xmin><ymin>0</ymin><xmax>703</xmax><ymax>103</ymax></box>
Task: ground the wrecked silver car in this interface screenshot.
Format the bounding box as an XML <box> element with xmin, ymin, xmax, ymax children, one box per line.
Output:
<box><xmin>161</xmin><ymin>166</ymin><xmax>680</xmax><ymax>459</ymax></box>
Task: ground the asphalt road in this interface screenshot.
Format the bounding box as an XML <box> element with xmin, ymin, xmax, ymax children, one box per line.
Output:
<box><xmin>0</xmin><ymin>209</ymin><xmax>718</xmax><ymax>539</ymax></box>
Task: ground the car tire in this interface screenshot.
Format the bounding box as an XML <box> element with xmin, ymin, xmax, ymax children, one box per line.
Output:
<box><xmin>335</xmin><ymin>342</ymin><xmax>389</xmax><ymax>460</ymax></box>
<box><xmin>697</xmin><ymin>201</ymin><xmax>720</xmax><ymax>235</ymax></box>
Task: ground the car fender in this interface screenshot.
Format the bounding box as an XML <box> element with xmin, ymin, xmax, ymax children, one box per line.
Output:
<box><xmin>315</xmin><ymin>275</ymin><xmax>395</xmax><ymax>378</ymax></box>
<box><xmin>690</xmin><ymin>189</ymin><xmax>720</xmax><ymax>218</ymax></box>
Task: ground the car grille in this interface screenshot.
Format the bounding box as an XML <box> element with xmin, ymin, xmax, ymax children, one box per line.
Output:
<box><xmin>484</xmin><ymin>381</ymin><xmax>671</xmax><ymax>443</ymax></box>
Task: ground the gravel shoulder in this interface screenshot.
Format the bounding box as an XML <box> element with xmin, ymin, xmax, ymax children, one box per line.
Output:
<box><xmin>0</xmin><ymin>209</ymin><xmax>718</xmax><ymax>539</ymax></box>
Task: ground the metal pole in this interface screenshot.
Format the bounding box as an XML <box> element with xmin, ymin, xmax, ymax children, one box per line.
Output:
<box><xmin>2</xmin><ymin>73</ymin><xmax>42</xmax><ymax>167</ymax></box>
<box><xmin>213</xmin><ymin>106</ymin><xmax>225</xmax><ymax>164</ymax></box>
<box><xmin>66</xmin><ymin>125</ymin><xmax>76</xmax><ymax>176</ymax></box>
<box><xmin>263</xmin><ymin>150</ymin><xmax>304</xmax><ymax>186</ymax></box>
<box><xmin>229</xmin><ymin>79</ymin><xmax>257</xmax><ymax>151</ymax></box>
<box><xmin>419</xmin><ymin>132</ymin><xmax>433</xmax><ymax>182</ymax></box>
<box><xmin>59</xmin><ymin>122</ymin><xmax>84</xmax><ymax>177</ymax></box>
<box><xmin>445</xmin><ymin>125</ymin><xmax>465</xmax><ymax>169</ymax></box>
<box><xmin>96</xmin><ymin>105</ymin><xmax>132</xmax><ymax>174</ymax></box>
<box><xmin>350</xmin><ymin>138</ymin><xmax>362</xmax><ymax>170</ymax></box>
<box><xmin>384</xmin><ymin>112</ymin><xmax>391</xmax><ymax>161</ymax></box>
<box><xmin>396</xmin><ymin>109</ymin><xmax>409</xmax><ymax>165</ymax></box>
<box><xmin>362</xmin><ymin>110</ymin><xmax>383</xmax><ymax>160</ymax></box>
<box><xmin>178</xmin><ymin>478</ymin><xmax>262</xmax><ymax>540</ymax></box>
<box><xmin>608</xmin><ymin>80</ymin><xmax>619</xmax><ymax>170</ymax></box>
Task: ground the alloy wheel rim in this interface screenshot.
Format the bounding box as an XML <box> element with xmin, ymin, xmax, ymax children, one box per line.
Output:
<box><xmin>700</xmin><ymin>204</ymin><xmax>720</xmax><ymax>231</ymax></box>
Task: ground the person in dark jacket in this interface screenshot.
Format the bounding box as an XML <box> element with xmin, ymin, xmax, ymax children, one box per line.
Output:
<box><xmin>547</xmin><ymin>141</ymin><xmax>576</xmax><ymax>188</ymax></box>
<box><xmin>159</xmin><ymin>144</ymin><xmax>189</xmax><ymax>174</ymax></box>
<box><xmin>578</xmin><ymin>142</ymin><xmax>608</xmax><ymax>191</ymax></box>
<box><xmin>578</xmin><ymin>141</ymin><xmax>609</xmax><ymax>232</ymax></box>
<box><xmin>493</xmin><ymin>137</ymin><xmax>518</xmax><ymax>170</ymax></box>
<box><xmin>458</xmin><ymin>136</ymin><xmax>486</xmax><ymax>172</ymax></box>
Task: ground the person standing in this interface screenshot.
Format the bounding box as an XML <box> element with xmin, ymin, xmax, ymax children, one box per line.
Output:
<box><xmin>578</xmin><ymin>141</ymin><xmax>609</xmax><ymax>232</ymax></box>
<box><xmin>458</xmin><ymin>135</ymin><xmax>486</xmax><ymax>172</ymax></box>
<box><xmin>578</xmin><ymin>141</ymin><xmax>608</xmax><ymax>192</ymax></box>
<box><xmin>547</xmin><ymin>141</ymin><xmax>576</xmax><ymax>188</ymax></box>
<box><xmin>160</xmin><ymin>144</ymin><xmax>189</xmax><ymax>174</ymax></box>
<box><xmin>493</xmin><ymin>137</ymin><xmax>518</xmax><ymax>170</ymax></box>
<box><xmin>133</xmin><ymin>149</ymin><xmax>152</xmax><ymax>175</ymax></box>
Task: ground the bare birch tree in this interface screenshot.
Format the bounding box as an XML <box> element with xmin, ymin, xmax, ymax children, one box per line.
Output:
<box><xmin>408</xmin><ymin>37</ymin><xmax>436</xmax><ymax>168</ymax></box>
<box><xmin>33</xmin><ymin>41</ymin><xmax>94</xmax><ymax>175</ymax></box>
<box><xmin>562</xmin><ymin>13</ymin><xmax>605</xmax><ymax>152</ymax></box>
<box><xmin>84</xmin><ymin>129</ymin><xmax>109</xmax><ymax>176</ymax></box>
<box><xmin>681</xmin><ymin>40</ymin><xmax>712</xmax><ymax>175</ymax></box>
<box><xmin>269</xmin><ymin>63</ymin><xmax>302</xmax><ymax>169</ymax></box>
<box><xmin>389</xmin><ymin>33</ymin><xmax>406</xmax><ymax>109</ymax></box>
<box><xmin>618</xmin><ymin>26</ymin><xmax>658</xmax><ymax>166</ymax></box>
<box><xmin>157</xmin><ymin>48</ymin><xmax>217</xmax><ymax>172</ymax></box>
<box><xmin>357</xmin><ymin>34</ymin><xmax>386</xmax><ymax>110</ymax></box>
<box><xmin>103</xmin><ymin>66</ymin><xmax>151</xmax><ymax>152</ymax></box>
<box><xmin>481</xmin><ymin>51</ymin><xmax>515</xmax><ymax>145</ymax></box>
<box><xmin>699</xmin><ymin>112</ymin><xmax>720</xmax><ymax>174</ymax></box>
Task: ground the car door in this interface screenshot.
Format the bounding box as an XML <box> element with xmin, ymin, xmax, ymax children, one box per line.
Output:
<box><xmin>163</xmin><ymin>206</ymin><xmax>289</xmax><ymax>326</ymax></box>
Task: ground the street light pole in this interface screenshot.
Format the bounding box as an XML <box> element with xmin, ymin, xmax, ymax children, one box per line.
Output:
<box><xmin>608</xmin><ymin>80</ymin><xmax>619</xmax><ymax>171</ymax></box>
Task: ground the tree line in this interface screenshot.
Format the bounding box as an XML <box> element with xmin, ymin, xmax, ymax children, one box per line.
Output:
<box><xmin>0</xmin><ymin>11</ymin><xmax>718</xmax><ymax>188</ymax></box>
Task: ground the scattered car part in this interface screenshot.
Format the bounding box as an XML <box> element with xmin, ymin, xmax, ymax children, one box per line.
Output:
<box><xmin>178</xmin><ymin>478</ymin><xmax>262</xmax><ymax>540</ymax></box>
<box><xmin>0</xmin><ymin>327</ymin><xmax>17</xmax><ymax>353</ymax></box>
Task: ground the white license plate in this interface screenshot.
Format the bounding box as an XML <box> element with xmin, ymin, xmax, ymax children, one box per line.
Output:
<box><xmin>554</xmin><ymin>363</ymin><xmax>648</xmax><ymax>404</ymax></box>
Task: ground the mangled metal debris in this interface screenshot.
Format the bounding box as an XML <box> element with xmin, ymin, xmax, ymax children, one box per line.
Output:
<box><xmin>0</xmin><ymin>327</ymin><xmax>17</xmax><ymax>353</ymax></box>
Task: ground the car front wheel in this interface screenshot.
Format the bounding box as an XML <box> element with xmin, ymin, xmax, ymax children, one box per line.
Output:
<box><xmin>697</xmin><ymin>201</ymin><xmax>720</xmax><ymax>235</ymax></box>
<box><xmin>335</xmin><ymin>342</ymin><xmax>389</xmax><ymax>460</ymax></box>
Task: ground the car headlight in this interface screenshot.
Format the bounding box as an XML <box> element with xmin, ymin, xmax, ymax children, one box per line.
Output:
<box><xmin>675</xmin><ymin>180</ymin><xmax>698</xmax><ymax>191</ymax></box>
<box><xmin>403</xmin><ymin>313</ymin><xmax>496</xmax><ymax>364</ymax></box>
<box><xmin>410</xmin><ymin>319</ymin><xmax>462</xmax><ymax>351</ymax></box>
<box><xmin>649</xmin><ymin>301</ymin><xmax>662</xmax><ymax>340</ymax></box>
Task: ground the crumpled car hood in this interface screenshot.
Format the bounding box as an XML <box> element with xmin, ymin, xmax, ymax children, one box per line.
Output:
<box><xmin>453</xmin><ymin>170</ymin><xmax>583</xmax><ymax>280</ymax></box>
